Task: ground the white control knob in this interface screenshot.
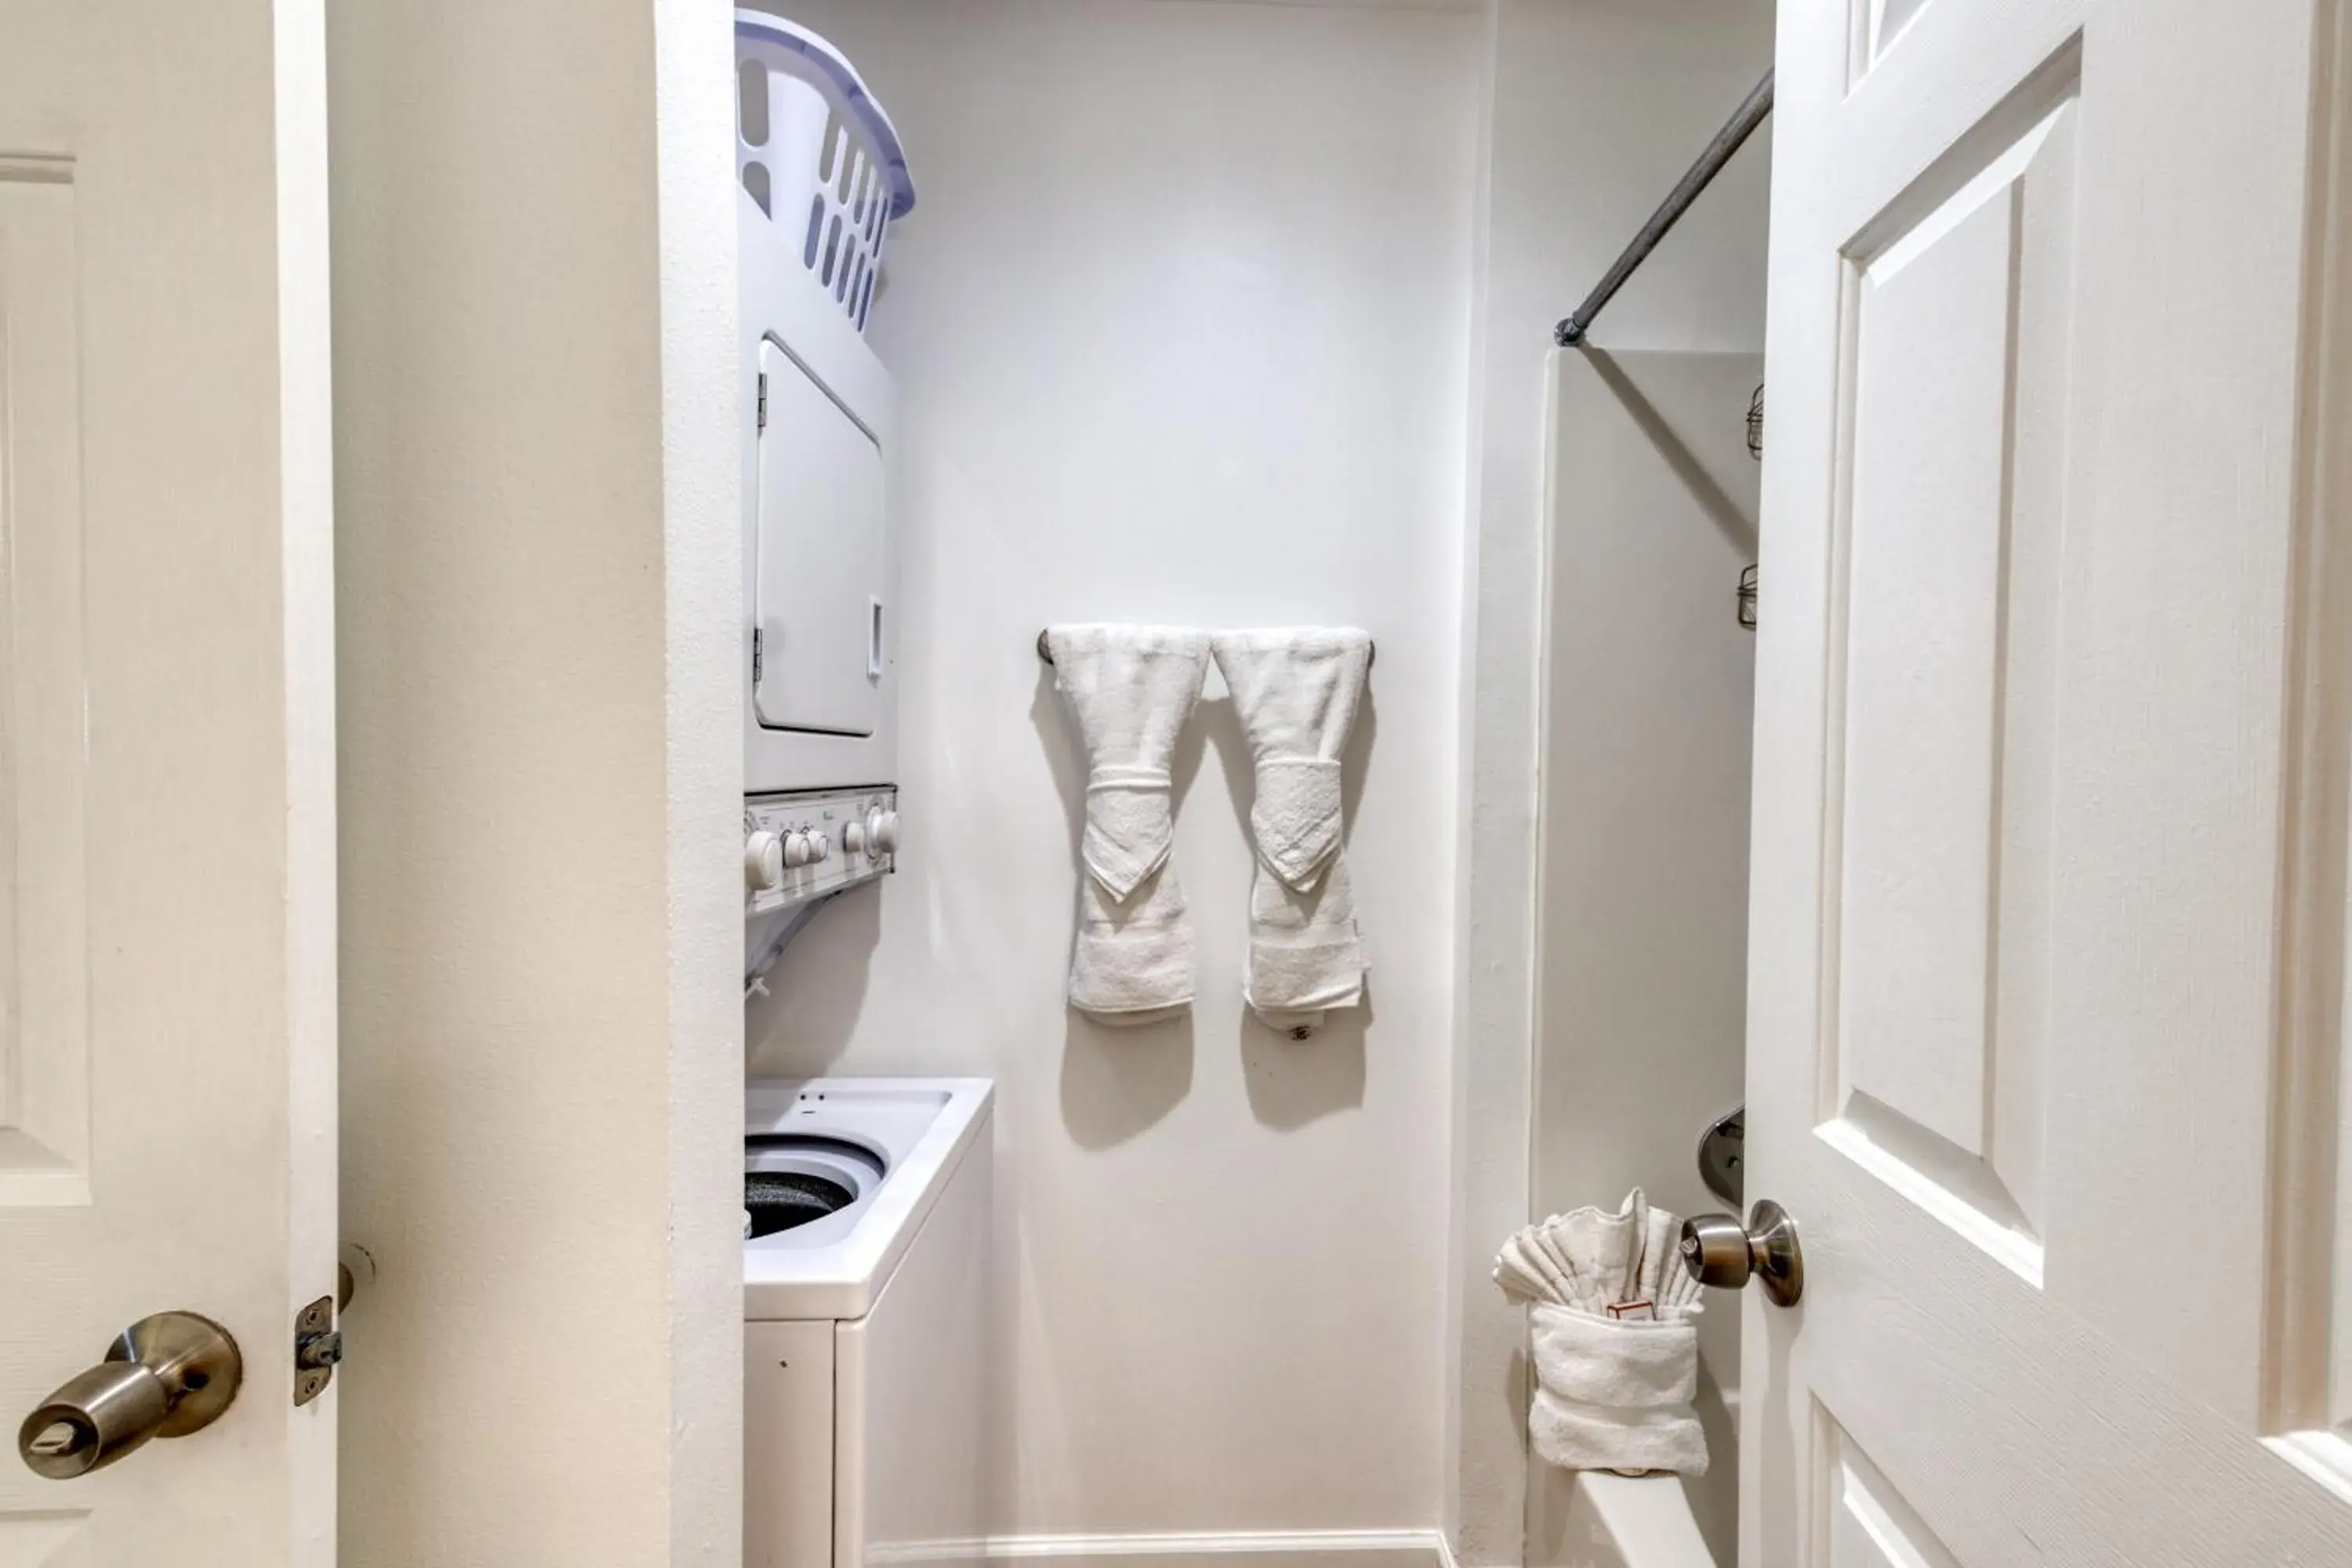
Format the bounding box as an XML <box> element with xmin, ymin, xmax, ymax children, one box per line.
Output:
<box><xmin>873</xmin><ymin>811</ymin><xmax>900</xmax><ymax>854</ymax></box>
<box><xmin>807</xmin><ymin>831</ymin><xmax>831</xmax><ymax>863</ymax></box>
<box><xmin>784</xmin><ymin>831</ymin><xmax>815</xmax><ymax>869</ymax></box>
<box><xmin>744</xmin><ymin>831</ymin><xmax>786</xmax><ymax>891</ymax></box>
<box><xmin>843</xmin><ymin>818</ymin><xmax>868</xmax><ymax>856</ymax></box>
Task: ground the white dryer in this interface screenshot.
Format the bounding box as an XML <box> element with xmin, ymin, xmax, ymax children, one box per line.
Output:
<box><xmin>743</xmin><ymin>1079</ymin><xmax>993</xmax><ymax>1568</ymax></box>
<box><xmin>738</xmin><ymin>14</ymin><xmax>908</xmax><ymax>800</ymax></box>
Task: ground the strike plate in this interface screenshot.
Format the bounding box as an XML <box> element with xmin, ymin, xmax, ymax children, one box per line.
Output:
<box><xmin>292</xmin><ymin>1296</ymin><xmax>341</xmax><ymax>1407</ymax></box>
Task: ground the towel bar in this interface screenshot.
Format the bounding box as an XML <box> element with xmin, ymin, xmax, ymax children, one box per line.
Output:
<box><xmin>1035</xmin><ymin>630</ymin><xmax>1374</xmax><ymax>668</ymax></box>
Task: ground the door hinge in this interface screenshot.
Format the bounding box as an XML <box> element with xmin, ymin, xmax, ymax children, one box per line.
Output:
<box><xmin>756</xmin><ymin>371</ymin><xmax>768</xmax><ymax>433</ymax></box>
<box><xmin>293</xmin><ymin>1295</ymin><xmax>342</xmax><ymax>1407</ymax></box>
<box><xmin>751</xmin><ymin>626</ymin><xmax>764</xmax><ymax>684</ymax></box>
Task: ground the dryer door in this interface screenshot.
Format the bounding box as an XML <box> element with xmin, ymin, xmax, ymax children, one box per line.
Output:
<box><xmin>753</xmin><ymin>338</ymin><xmax>885</xmax><ymax>738</ymax></box>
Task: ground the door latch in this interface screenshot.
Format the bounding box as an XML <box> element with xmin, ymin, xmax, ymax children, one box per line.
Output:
<box><xmin>292</xmin><ymin>1297</ymin><xmax>341</xmax><ymax>1407</ymax></box>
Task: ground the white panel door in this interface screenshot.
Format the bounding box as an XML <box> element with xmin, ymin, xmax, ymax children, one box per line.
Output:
<box><xmin>0</xmin><ymin>1</ymin><xmax>338</xmax><ymax>1562</ymax></box>
<box><xmin>753</xmin><ymin>339</ymin><xmax>887</xmax><ymax>739</ymax></box>
<box><xmin>1748</xmin><ymin>0</ymin><xmax>2352</xmax><ymax>1560</ymax></box>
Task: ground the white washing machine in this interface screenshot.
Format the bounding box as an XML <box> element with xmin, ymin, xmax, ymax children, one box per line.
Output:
<box><xmin>744</xmin><ymin>1078</ymin><xmax>993</xmax><ymax>1568</ymax></box>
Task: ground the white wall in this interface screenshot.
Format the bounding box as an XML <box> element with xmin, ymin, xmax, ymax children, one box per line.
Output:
<box><xmin>748</xmin><ymin>0</ymin><xmax>1479</xmax><ymax>1544</ymax></box>
<box><xmin>1451</xmin><ymin>3</ymin><xmax>1773</xmax><ymax>1563</ymax></box>
<box><xmin>328</xmin><ymin>1</ymin><xmax>743</xmax><ymax>1562</ymax></box>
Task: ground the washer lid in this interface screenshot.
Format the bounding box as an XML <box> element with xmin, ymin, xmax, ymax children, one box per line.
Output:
<box><xmin>745</xmin><ymin>1080</ymin><xmax>963</xmax><ymax>1167</ymax></box>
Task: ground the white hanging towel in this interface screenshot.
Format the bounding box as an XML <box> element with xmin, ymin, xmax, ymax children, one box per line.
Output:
<box><xmin>1046</xmin><ymin>625</ymin><xmax>1210</xmax><ymax>1026</ymax></box>
<box><xmin>1210</xmin><ymin>628</ymin><xmax>1372</xmax><ymax>1036</ymax></box>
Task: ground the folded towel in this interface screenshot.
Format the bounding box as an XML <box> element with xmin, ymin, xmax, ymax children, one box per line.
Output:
<box><xmin>1495</xmin><ymin>1190</ymin><xmax>1710</xmax><ymax>1477</ymax></box>
<box><xmin>1527</xmin><ymin>1305</ymin><xmax>1707</xmax><ymax>1477</ymax></box>
<box><xmin>1047</xmin><ymin>625</ymin><xmax>1210</xmax><ymax>1025</ymax></box>
<box><xmin>1493</xmin><ymin>1190</ymin><xmax>1705</xmax><ymax>1319</ymax></box>
<box><xmin>1538</xmin><ymin>1192</ymin><xmax>1646</xmax><ymax>1312</ymax></box>
<box><xmin>1529</xmin><ymin>1386</ymin><xmax>1709</xmax><ymax>1477</ymax></box>
<box><xmin>1210</xmin><ymin>628</ymin><xmax>1373</xmax><ymax>1036</ymax></box>
<box><xmin>1530</xmin><ymin>1304</ymin><xmax>1697</xmax><ymax>1408</ymax></box>
<box><xmin>1495</xmin><ymin>1232</ymin><xmax>1577</xmax><ymax>1308</ymax></box>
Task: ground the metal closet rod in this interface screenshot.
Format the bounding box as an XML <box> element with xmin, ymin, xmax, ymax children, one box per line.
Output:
<box><xmin>1554</xmin><ymin>69</ymin><xmax>1776</xmax><ymax>349</ymax></box>
<box><xmin>1036</xmin><ymin>631</ymin><xmax>1374</xmax><ymax>667</ymax></box>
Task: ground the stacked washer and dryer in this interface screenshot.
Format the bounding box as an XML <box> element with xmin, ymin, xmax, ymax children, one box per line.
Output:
<box><xmin>737</xmin><ymin>4</ymin><xmax>904</xmax><ymax>990</ymax></box>
<box><xmin>735</xmin><ymin>16</ymin><xmax>992</xmax><ymax>1568</ymax></box>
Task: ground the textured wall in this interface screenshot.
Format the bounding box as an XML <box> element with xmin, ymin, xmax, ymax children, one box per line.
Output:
<box><xmin>328</xmin><ymin>0</ymin><xmax>742</xmax><ymax>1559</ymax></box>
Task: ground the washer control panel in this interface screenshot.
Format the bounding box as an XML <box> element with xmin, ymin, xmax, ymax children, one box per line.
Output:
<box><xmin>746</xmin><ymin>786</ymin><xmax>898</xmax><ymax>915</ymax></box>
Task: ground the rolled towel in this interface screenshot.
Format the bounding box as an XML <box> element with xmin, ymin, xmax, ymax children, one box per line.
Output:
<box><xmin>1529</xmin><ymin>1305</ymin><xmax>1707</xmax><ymax>1476</ymax></box>
<box><xmin>1210</xmin><ymin>628</ymin><xmax>1373</xmax><ymax>1035</ymax></box>
<box><xmin>1046</xmin><ymin>626</ymin><xmax>1210</xmax><ymax>1025</ymax></box>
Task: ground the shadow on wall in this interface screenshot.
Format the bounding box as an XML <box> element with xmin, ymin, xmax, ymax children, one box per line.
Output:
<box><xmin>1059</xmin><ymin>1011</ymin><xmax>1195</xmax><ymax>1150</ymax></box>
<box><xmin>1580</xmin><ymin>347</ymin><xmax>1757</xmax><ymax>558</ymax></box>
<box><xmin>1040</xmin><ymin>663</ymin><xmax>1380</xmax><ymax>1149</ymax></box>
<box><xmin>744</xmin><ymin>864</ymin><xmax>884</xmax><ymax>1067</ymax></box>
<box><xmin>1239</xmin><ymin>992</ymin><xmax>1370</xmax><ymax>1132</ymax></box>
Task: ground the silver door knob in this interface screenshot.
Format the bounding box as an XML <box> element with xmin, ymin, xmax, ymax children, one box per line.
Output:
<box><xmin>1679</xmin><ymin>1199</ymin><xmax>1803</xmax><ymax>1307</ymax></box>
<box><xmin>17</xmin><ymin>1312</ymin><xmax>243</xmax><ymax>1479</ymax></box>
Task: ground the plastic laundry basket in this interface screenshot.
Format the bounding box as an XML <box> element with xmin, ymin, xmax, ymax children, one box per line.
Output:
<box><xmin>735</xmin><ymin>10</ymin><xmax>917</xmax><ymax>335</ymax></box>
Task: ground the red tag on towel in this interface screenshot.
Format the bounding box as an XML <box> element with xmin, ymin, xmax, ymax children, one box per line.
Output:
<box><xmin>1606</xmin><ymin>1300</ymin><xmax>1657</xmax><ymax>1321</ymax></box>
